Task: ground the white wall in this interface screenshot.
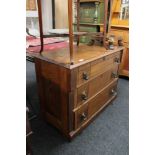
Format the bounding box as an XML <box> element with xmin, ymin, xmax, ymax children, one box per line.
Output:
<box><xmin>41</xmin><ymin>0</ymin><xmax>53</xmax><ymax>33</ymax></box>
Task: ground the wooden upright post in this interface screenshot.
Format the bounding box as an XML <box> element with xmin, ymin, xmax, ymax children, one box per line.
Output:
<box><xmin>103</xmin><ymin>0</ymin><xmax>113</xmax><ymax>47</ymax></box>
<box><xmin>103</xmin><ymin>0</ymin><xmax>108</xmax><ymax>47</ymax></box>
<box><xmin>77</xmin><ymin>0</ymin><xmax>80</xmax><ymax>46</ymax></box>
<box><xmin>68</xmin><ymin>0</ymin><xmax>74</xmax><ymax>64</ymax></box>
<box><xmin>37</xmin><ymin>0</ymin><xmax>44</xmax><ymax>53</ymax></box>
<box><xmin>107</xmin><ymin>0</ymin><xmax>113</xmax><ymax>33</ymax></box>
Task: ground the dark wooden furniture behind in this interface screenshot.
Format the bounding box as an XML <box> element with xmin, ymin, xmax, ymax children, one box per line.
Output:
<box><xmin>110</xmin><ymin>25</ymin><xmax>129</xmax><ymax>77</ymax></box>
<box><xmin>35</xmin><ymin>45</ymin><xmax>124</xmax><ymax>140</ymax></box>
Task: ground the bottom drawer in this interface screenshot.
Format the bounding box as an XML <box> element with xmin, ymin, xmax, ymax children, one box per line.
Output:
<box><xmin>74</xmin><ymin>103</ymin><xmax>88</xmax><ymax>129</ymax></box>
<box><xmin>74</xmin><ymin>80</ymin><xmax>118</xmax><ymax>129</ymax></box>
<box><xmin>88</xmin><ymin>80</ymin><xmax>117</xmax><ymax>117</ymax></box>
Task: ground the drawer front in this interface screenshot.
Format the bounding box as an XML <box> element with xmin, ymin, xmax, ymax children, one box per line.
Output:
<box><xmin>77</xmin><ymin>52</ymin><xmax>121</xmax><ymax>86</ymax></box>
<box><xmin>88</xmin><ymin>80</ymin><xmax>118</xmax><ymax>117</ymax></box>
<box><xmin>74</xmin><ymin>80</ymin><xmax>118</xmax><ymax>129</ymax></box>
<box><xmin>76</xmin><ymin>64</ymin><xmax>119</xmax><ymax>107</ymax></box>
<box><xmin>74</xmin><ymin>103</ymin><xmax>88</xmax><ymax>129</ymax></box>
<box><xmin>78</xmin><ymin>63</ymin><xmax>91</xmax><ymax>86</ymax></box>
<box><xmin>90</xmin><ymin>53</ymin><xmax>120</xmax><ymax>78</ymax></box>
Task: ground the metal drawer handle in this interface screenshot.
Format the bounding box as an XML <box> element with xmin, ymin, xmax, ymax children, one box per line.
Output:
<box><xmin>81</xmin><ymin>91</ymin><xmax>88</xmax><ymax>101</ymax></box>
<box><xmin>110</xmin><ymin>89</ymin><xmax>117</xmax><ymax>96</ymax></box>
<box><xmin>114</xmin><ymin>57</ymin><xmax>120</xmax><ymax>64</ymax></box>
<box><xmin>82</xmin><ymin>72</ymin><xmax>89</xmax><ymax>80</ymax></box>
<box><xmin>80</xmin><ymin>112</ymin><xmax>87</xmax><ymax>121</ymax></box>
<box><xmin>112</xmin><ymin>72</ymin><xmax>118</xmax><ymax>78</ymax></box>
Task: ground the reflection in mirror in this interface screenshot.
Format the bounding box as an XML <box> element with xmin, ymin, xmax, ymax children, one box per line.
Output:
<box><xmin>26</xmin><ymin>0</ymin><xmax>41</xmax><ymax>54</ymax></box>
<box><xmin>26</xmin><ymin>0</ymin><xmax>40</xmax><ymax>36</ymax></box>
<box><xmin>119</xmin><ymin>0</ymin><xmax>129</xmax><ymax>20</ymax></box>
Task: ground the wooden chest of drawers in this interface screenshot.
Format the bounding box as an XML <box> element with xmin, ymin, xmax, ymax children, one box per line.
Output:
<box><xmin>34</xmin><ymin>45</ymin><xmax>124</xmax><ymax>140</ymax></box>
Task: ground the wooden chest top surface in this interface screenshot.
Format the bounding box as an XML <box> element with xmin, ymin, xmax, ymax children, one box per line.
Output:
<box><xmin>35</xmin><ymin>45</ymin><xmax>124</xmax><ymax>69</ymax></box>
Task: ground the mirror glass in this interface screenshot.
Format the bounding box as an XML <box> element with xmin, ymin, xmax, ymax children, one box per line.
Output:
<box><xmin>119</xmin><ymin>0</ymin><xmax>129</xmax><ymax>20</ymax></box>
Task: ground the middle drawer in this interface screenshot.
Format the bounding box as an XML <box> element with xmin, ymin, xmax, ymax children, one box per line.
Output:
<box><xmin>75</xmin><ymin>64</ymin><xmax>119</xmax><ymax>108</ymax></box>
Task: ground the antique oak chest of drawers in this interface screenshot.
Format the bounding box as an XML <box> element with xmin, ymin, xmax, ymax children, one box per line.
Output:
<box><xmin>34</xmin><ymin>45</ymin><xmax>124</xmax><ymax>140</ymax></box>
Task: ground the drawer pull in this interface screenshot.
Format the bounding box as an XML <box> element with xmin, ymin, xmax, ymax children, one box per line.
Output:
<box><xmin>114</xmin><ymin>57</ymin><xmax>120</xmax><ymax>64</ymax></box>
<box><xmin>112</xmin><ymin>72</ymin><xmax>118</xmax><ymax>78</ymax></box>
<box><xmin>81</xmin><ymin>91</ymin><xmax>88</xmax><ymax>101</ymax></box>
<box><xmin>82</xmin><ymin>72</ymin><xmax>89</xmax><ymax>80</ymax></box>
<box><xmin>80</xmin><ymin>112</ymin><xmax>87</xmax><ymax>121</ymax></box>
<box><xmin>110</xmin><ymin>89</ymin><xmax>117</xmax><ymax>96</ymax></box>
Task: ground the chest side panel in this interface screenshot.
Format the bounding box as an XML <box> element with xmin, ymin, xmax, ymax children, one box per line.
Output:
<box><xmin>35</xmin><ymin>58</ymin><xmax>71</xmax><ymax>134</ymax></box>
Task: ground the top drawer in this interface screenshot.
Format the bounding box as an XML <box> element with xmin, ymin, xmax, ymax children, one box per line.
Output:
<box><xmin>77</xmin><ymin>52</ymin><xmax>121</xmax><ymax>86</ymax></box>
